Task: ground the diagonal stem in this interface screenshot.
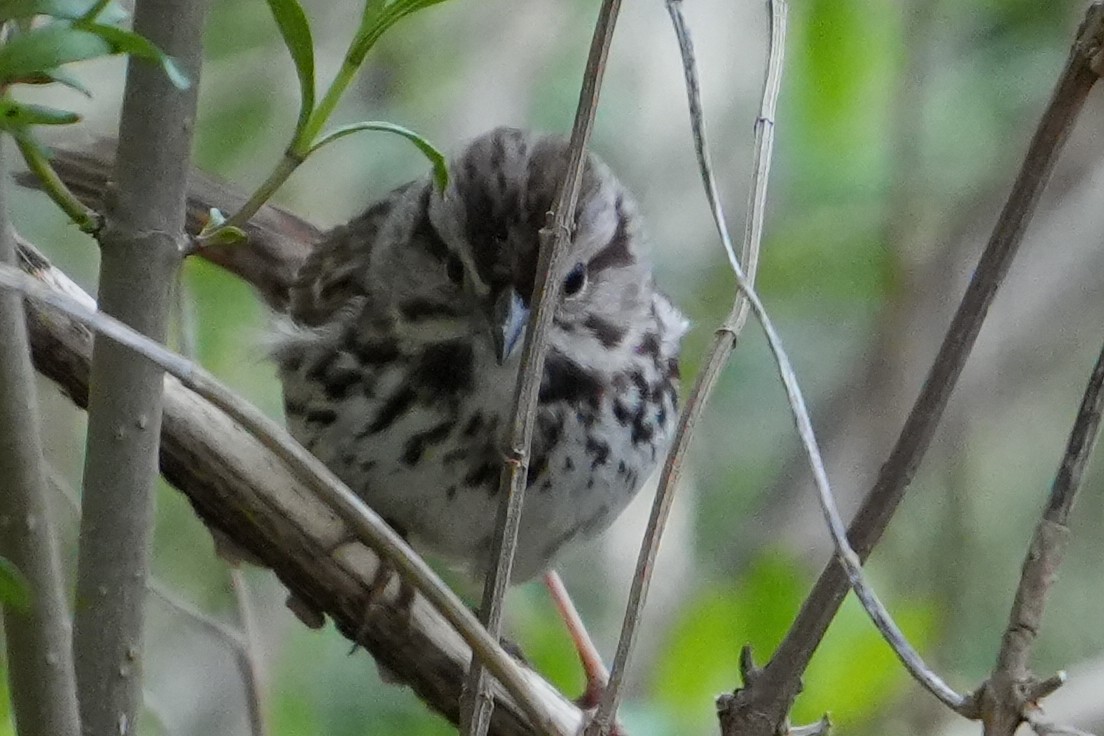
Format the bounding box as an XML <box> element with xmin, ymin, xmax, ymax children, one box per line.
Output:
<box><xmin>721</xmin><ymin>5</ymin><xmax>1104</xmax><ymax>733</ymax></box>
<box><xmin>586</xmin><ymin>3</ymin><xmax>786</xmax><ymax>733</ymax></box>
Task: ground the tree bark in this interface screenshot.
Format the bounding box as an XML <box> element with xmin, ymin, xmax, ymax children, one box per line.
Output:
<box><xmin>0</xmin><ymin>145</ymin><xmax>81</xmax><ymax>736</ymax></box>
<box><xmin>71</xmin><ymin>1</ymin><xmax>207</xmax><ymax>732</ymax></box>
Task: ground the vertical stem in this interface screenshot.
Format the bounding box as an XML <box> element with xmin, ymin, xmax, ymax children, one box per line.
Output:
<box><xmin>71</xmin><ymin>0</ymin><xmax>208</xmax><ymax>732</ymax></box>
<box><xmin>461</xmin><ymin>2</ymin><xmax>623</xmax><ymax>733</ymax></box>
<box><xmin>0</xmin><ymin>143</ymin><xmax>82</xmax><ymax>736</ymax></box>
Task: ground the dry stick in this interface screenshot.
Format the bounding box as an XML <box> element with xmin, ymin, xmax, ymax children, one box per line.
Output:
<box><xmin>171</xmin><ymin>277</ymin><xmax>270</xmax><ymax>736</ymax></box>
<box><xmin>0</xmin><ymin>149</ymin><xmax>81</xmax><ymax>736</ymax></box>
<box><xmin>71</xmin><ymin>1</ymin><xmax>207</xmax><ymax>731</ymax></box>
<box><xmin>45</xmin><ymin>457</ymin><xmax>260</xmax><ymax>729</ymax></box>
<box><xmin>0</xmin><ymin>264</ymin><xmax>560</xmax><ymax>735</ymax></box>
<box><xmin>613</xmin><ymin>0</ymin><xmax>967</xmax><ymax>724</ymax></box>
<box><xmin>462</xmin><ymin>1</ymin><xmax>623</xmax><ymax>734</ymax></box>
<box><xmin>966</xmin><ymin>341</ymin><xmax>1104</xmax><ymax>736</ymax></box>
<box><xmin>665</xmin><ymin>0</ymin><xmax>743</xmax><ymax>273</ymax></box>
<box><xmin>22</xmin><ymin>246</ymin><xmax>582</xmax><ymax>735</ymax></box>
<box><xmin>585</xmin><ymin>3</ymin><xmax>785</xmax><ymax>733</ymax></box>
<box><xmin>719</xmin><ymin>6</ymin><xmax>1104</xmax><ymax>734</ymax></box>
<box><xmin>148</xmin><ymin>581</ymin><xmax>249</xmax><ymax>654</ymax></box>
<box><xmin>229</xmin><ymin>572</ymin><xmax>269</xmax><ymax>736</ymax></box>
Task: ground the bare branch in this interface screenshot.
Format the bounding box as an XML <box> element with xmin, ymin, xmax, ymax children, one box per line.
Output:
<box><xmin>173</xmin><ymin>272</ymin><xmax>270</xmax><ymax>736</ymax></box>
<box><xmin>8</xmin><ymin>249</ymin><xmax>579</xmax><ymax>735</ymax></box>
<box><xmin>465</xmin><ymin>1</ymin><xmax>623</xmax><ymax>733</ymax></box>
<box><xmin>586</xmin><ymin>4</ymin><xmax>785</xmax><ymax>733</ymax></box>
<box><xmin>229</xmin><ymin>569</ymin><xmax>270</xmax><ymax>736</ymax></box>
<box><xmin>16</xmin><ymin>145</ymin><xmax>318</xmax><ymax>310</ymax></box>
<box><xmin>50</xmin><ymin>440</ymin><xmax>270</xmax><ymax>736</ymax></box>
<box><xmin>961</xmin><ymin>339</ymin><xmax>1104</xmax><ymax>736</ymax></box>
<box><xmin>0</xmin><ymin>145</ymin><xmax>80</xmax><ymax>736</ymax></box>
<box><xmin>718</xmin><ymin>5</ymin><xmax>1104</xmax><ymax>734</ymax></box>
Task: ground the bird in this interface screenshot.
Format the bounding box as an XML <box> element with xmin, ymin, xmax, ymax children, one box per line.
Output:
<box><xmin>271</xmin><ymin>127</ymin><xmax>686</xmax><ymax>584</ymax></box>
<box><xmin>23</xmin><ymin>125</ymin><xmax>687</xmax><ymax>706</ymax></box>
<box><xmin>269</xmin><ymin>127</ymin><xmax>687</xmax><ymax>698</ymax></box>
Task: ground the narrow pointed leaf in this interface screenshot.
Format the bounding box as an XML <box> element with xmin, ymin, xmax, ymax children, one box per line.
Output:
<box><xmin>0</xmin><ymin>25</ymin><xmax>112</xmax><ymax>82</ymax></box>
<box><xmin>309</xmin><ymin>120</ymin><xmax>448</xmax><ymax>190</ymax></box>
<box><xmin>34</xmin><ymin>67</ymin><xmax>94</xmax><ymax>96</ymax></box>
<box><xmin>80</xmin><ymin>23</ymin><xmax>189</xmax><ymax>89</ymax></box>
<box><xmin>265</xmin><ymin>0</ymin><xmax>315</xmax><ymax>134</ymax></box>
<box><xmin>0</xmin><ymin>99</ymin><xmax>81</xmax><ymax>129</ymax></box>
<box><xmin>0</xmin><ymin>0</ymin><xmax>126</xmax><ymax>21</ymax></box>
<box><xmin>348</xmin><ymin>0</ymin><xmax>450</xmax><ymax>66</ymax></box>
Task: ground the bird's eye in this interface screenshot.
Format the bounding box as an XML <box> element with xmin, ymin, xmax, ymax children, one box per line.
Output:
<box><xmin>563</xmin><ymin>262</ymin><xmax>587</xmax><ymax>296</ymax></box>
<box><xmin>445</xmin><ymin>253</ymin><xmax>465</xmax><ymax>285</ymax></box>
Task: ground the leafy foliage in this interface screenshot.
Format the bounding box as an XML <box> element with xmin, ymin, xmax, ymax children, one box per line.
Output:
<box><xmin>0</xmin><ymin>1</ymin><xmax>187</xmax><ymax>230</ymax></box>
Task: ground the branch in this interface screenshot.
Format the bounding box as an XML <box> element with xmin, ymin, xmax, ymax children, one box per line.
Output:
<box><xmin>11</xmin><ymin>243</ymin><xmax>582</xmax><ymax>735</ymax></box>
<box><xmin>466</xmin><ymin>1</ymin><xmax>623</xmax><ymax>734</ymax></box>
<box><xmin>961</xmin><ymin>339</ymin><xmax>1104</xmax><ymax>736</ymax></box>
<box><xmin>15</xmin><ymin>144</ymin><xmax>319</xmax><ymax>310</ymax></box>
<box><xmin>0</xmin><ymin>144</ymin><xmax>80</xmax><ymax>736</ymax></box>
<box><xmin>719</xmin><ymin>5</ymin><xmax>1104</xmax><ymax>733</ymax></box>
<box><xmin>49</xmin><ymin>447</ymin><xmax>268</xmax><ymax>736</ymax></box>
<box><xmin>588</xmin><ymin>3</ymin><xmax>785</xmax><ymax>733</ymax></box>
<box><xmin>172</xmin><ymin>272</ymin><xmax>269</xmax><ymax>736</ymax></box>
<box><xmin>71</xmin><ymin>0</ymin><xmax>207</xmax><ymax>731</ymax></box>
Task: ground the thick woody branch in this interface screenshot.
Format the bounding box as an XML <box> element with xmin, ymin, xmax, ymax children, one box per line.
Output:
<box><xmin>0</xmin><ymin>147</ymin><xmax>81</xmax><ymax>736</ymax></box>
<box><xmin>718</xmin><ymin>5</ymin><xmax>1104</xmax><ymax>734</ymax></box>
<box><xmin>71</xmin><ymin>0</ymin><xmax>207</xmax><ymax>730</ymax></box>
<box><xmin>13</xmin><ymin>244</ymin><xmax>583</xmax><ymax>736</ymax></box>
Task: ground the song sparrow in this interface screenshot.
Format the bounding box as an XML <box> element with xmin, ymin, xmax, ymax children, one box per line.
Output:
<box><xmin>270</xmin><ymin>127</ymin><xmax>687</xmax><ymax>585</ymax></box>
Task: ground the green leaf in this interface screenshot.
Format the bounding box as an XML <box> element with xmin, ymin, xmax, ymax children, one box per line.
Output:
<box><xmin>0</xmin><ymin>0</ymin><xmax>126</xmax><ymax>20</ymax></box>
<box><xmin>79</xmin><ymin>23</ymin><xmax>189</xmax><ymax>89</ymax></box>
<box><xmin>0</xmin><ymin>25</ymin><xmax>112</xmax><ymax>83</ymax></box>
<box><xmin>0</xmin><ymin>0</ymin><xmax>87</xmax><ymax>20</ymax></box>
<box><xmin>348</xmin><ymin>0</ymin><xmax>450</xmax><ymax>67</ymax></box>
<box><xmin>34</xmin><ymin>66</ymin><xmax>93</xmax><ymax>96</ymax></box>
<box><xmin>309</xmin><ymin>120</ymin><xmax>448</xmax><ymax>190</ymax></box>
<box><xmin>265</xmin><ymin>0</ymin><xmax>315</xmax><ymax>135</ymax></box>
<box><xmin>0</xmin><ymin>556</ymin><xmax>30</xmax><ymax>612</ymax></box>
<box><xmin>0</xmin><ymin>99</ymin><xmax>80</xmax><ymax>129</ymax></box>
<box><xmin>198</xmin><ymin>208</ymin><xmax>247</xmax><ymax>246</ymax></box>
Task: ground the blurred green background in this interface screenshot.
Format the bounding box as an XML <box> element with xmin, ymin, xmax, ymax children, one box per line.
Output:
<box><xmin>4</xmin><ymin>0</ymin><xmax>1104</xmax><ymax>734</ymax></box>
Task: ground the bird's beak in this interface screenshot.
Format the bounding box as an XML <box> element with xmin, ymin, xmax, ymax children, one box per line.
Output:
<box><xmin>490</xmin><ymin>287</ymin><xmax>529</xmax><ymax>365</ymax></box>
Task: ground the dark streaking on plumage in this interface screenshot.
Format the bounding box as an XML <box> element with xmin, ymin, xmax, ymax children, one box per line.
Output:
<box><xmin>271</xmin><ymin>127</ymin><xmax>687</xmax><ymax>583</ymax></box>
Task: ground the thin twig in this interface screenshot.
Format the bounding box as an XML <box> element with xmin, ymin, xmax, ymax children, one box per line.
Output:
<box><xmin>45</xmin><ymin>464</ymin><xmax>251</xmax><ymax>656</ymax></box>
<box><xmin>46</xmin><ymin>437</ymin><xmax>270</xmax><ymax>735</ymax></box>
<box><xmin>148</xmin><ymin>581</ymin><xmax>248</xmax><ymax>651</ymax></box>
<box><xmin>681</xmin><ymin>0</ymin><xmax>963</xmax><ymax>713</ymax></box>
<box><xmin>963</xmin><ymin>340</ymin><xmax>1104</xmax><ymax>735</ymax></box>
<box><xmin>228</xmin><ymin>570</ymin><xmax>269</xmax><ymax>736</ymax></box>
<box><xmin>1026</xmin><ymin>708</ymin><xmax>1096</xmax><ymax>736</ymax></box>
<box><xmin>0</xmin><ymin>263</ymin><xmax>560</xmax><ymax>734</ymax></box>
<box><xmin>172</xmin><ymin>274</ymin><xmax>269</xmax><ymax>736</ymax></box>
<box><xmin>463</xmin><ymin>2</ymin><xmax>623</xmax><ymax>734</ymax></box>
<box><xmin>719</xmin><ymin>6</ymin><xmax>1104</xmax><ymax>734</ymax></box>
<box><xmin>584</xmin><ymin>4</ymin><xmax>785</xmax><ymax>733</ymax></box>
<box><xmin>664</xmin><ymin>0</ymin><xmax>740</xmax><ymax>273</ymax></box>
